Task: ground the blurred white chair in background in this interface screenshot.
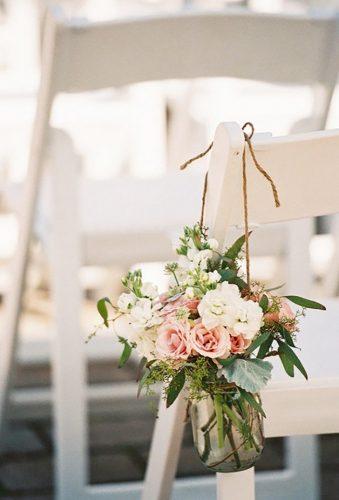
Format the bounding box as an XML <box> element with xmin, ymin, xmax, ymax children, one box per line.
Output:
<box><xmin>144</xmin><ymin>123</ymin><xmax>339</xmax><ymax>500</ymax></box>
<box><xmin>1</xmin><ymin>6</ymin><xmax>339</xmax><ymax>500</ymax></box>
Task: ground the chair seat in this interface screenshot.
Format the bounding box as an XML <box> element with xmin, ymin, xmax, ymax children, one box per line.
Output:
<box><xmin>263</xmin><ymin>298</ymin><xmax>339</xmax><ymax>437</ymax></box>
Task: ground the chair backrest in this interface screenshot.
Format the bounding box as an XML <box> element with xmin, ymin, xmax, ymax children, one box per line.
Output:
<box><xmin>205</xmin><ymin>122</ymin><xmax>339</xmax><ymax>243</ymax></box>
<box><xmin>46</xmin><ymin>8</ymin><xmax>339</xmax><ymax>95</ymax></box>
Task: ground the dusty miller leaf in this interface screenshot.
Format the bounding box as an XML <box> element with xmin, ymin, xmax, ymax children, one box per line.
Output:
<box><xmin>221</xmin><ymin>358</ymin><xmax>273</xmax><ymax>393</ymax></box>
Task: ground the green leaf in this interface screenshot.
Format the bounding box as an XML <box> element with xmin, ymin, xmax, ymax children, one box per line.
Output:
<box><xmin>245</xmin><ymin>331</ymin><xmax>271</xmax><ymax>355</ymax></box>
<box><xmin>279</xmin><ymin>326</ymin><xmax>296</xmax><ymax>347</ymax></box>
<box><xmin>285</xmin><ymin>295</ymin><xmax>326</xmax><ymax>310</ymax></box>
<box><xmin>228</xmin><ymin>276</ymin><xmax>248</xmax><ymax>290</ymax></box>
<box><xmin>166</xmin><ymin>370</ymin><xmax>186</xmax><ymax>408</ymax></box>
<box><xmin>238</xmin><ymin>388</ymin><xmax>266</xmax><ymax>418</ymax></box>
<box><xmin>259</xmin><ymin>294</ymin><xmax>269</xmax><ymax>312</ymax></box>
<box><xmin>218</xmin><ymin>268</ymin><xmax>237</xmax><ymax>283</ymax></box>
<box><xmin>118</xmin><ymin>337</ymin><xmax>133</xmax><ymax>368</ymax></box>
<box><xmin>137</xmin><ymin>370</ymin><xmax>149</xmax><ymax>398</ymax></box>
<box><xmin>222</xmin><ymin>402</ymin><xmax>242</xmax><ymax>430</ymax></box>
<box><xmin>278</xmin><ymin>346</ymin><xmax>295</xmax><ymax>377</ymax></box>
<box><xmin>278</xmin><ymin>341</ymin><xmax>308</xmax><ymax>379</ymax></box>
<box><xmin>221</xmin><ymin>358</ymin><xmax>273</xmax><ymax>393</ymax></box>
<box><xmin>224</xmin><ymin>233</ymin><xmax>250</xmax><ymax>260</ymax></box>
<box><xmin>265</xmin><ymin>283</ymin><xmax>285</xmax><ymax>292</ymax></box>
<box><xmin>214</xmin><ymin>395</ymin><xmax>225</xmax><ymax>447</ymax></box>
<box><xmin>217</xmin><ymin>356</ymin><xmax>237</xmax><ymax>368</ymax></box>
<box><xmin>136</xmin><ymin>356</ymin><xmax>147</xmax><ymax>382</ymax></box>
<box><xmin>257</xmin><ymin>335</ymin><xmax>274</xmax><ymax>359</ymax></box>
<box><xmin>97</xmin><ymin>297</ymin><xmax>112</xmax><ymax>327</ymax></box>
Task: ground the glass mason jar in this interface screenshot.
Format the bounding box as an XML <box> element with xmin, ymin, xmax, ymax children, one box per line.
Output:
<box><xmin>190</xmin><ymin>392</ymin><xmax>264</xmax><ymax>473</ymax></box>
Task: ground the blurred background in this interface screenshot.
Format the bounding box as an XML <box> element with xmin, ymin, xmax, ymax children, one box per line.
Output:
<box><xmin>0</xmin><ymin>1</ymin><xmax>339</xmax><ymax>499</ymax></box>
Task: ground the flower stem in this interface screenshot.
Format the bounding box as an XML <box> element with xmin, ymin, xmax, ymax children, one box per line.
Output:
<box><xmin>227</xmin><ymin>425</ymin><xmax>242</xmax><ymax>469</ymax></box>
<box><xmin>214</xmin><ymin>395</ymin><xmax>224</xmax><ymax>448</ymax></box>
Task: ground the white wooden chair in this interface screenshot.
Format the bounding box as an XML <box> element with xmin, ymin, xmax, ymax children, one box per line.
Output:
<box><xmin>144</xmin><ymin>122</ymin><xmax>339</xmax><ymax>500</ymax></box>
<box><xmin>1</xmin><ymin>7</ymin><xmax>339</xmax><ymax>500</ymax></box>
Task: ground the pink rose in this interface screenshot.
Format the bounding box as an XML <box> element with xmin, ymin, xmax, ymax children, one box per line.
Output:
<box><xmin>230</xmin><ymin>333</ymin><xmax>251</xmax><ymax>354</ymax></box>
<box><xmin>156</xmin><ymin>318</ymin><xmax>191</xmax><ymax>360</ymax></box>
<box><xmin>264</xmin><ymin>298</ymin><xmax>295</xmax><ymax>332</ymax></box>
<box><xmin>160</xmin><ymin>296</ymin><xmax>200</xmax><ymax>318</ymax></box>
<box><xmin>189</xmin><ymin>321</ymin><xmax>231</xmax><ymax>359</ymax></box>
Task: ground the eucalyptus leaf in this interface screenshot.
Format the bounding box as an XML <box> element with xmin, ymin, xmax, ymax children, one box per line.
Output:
<box><xmin>221</xmin><ymin>358</ymin><xmax>273</xmax><ymax>393</ymax></box>
<box><xmin>285</xmin><ymin>295</ymin><xmax>326</xmax><ymax>310</ymax></box>
<box><xmin>278</xmin><ymin>346</ymin><xmax>295</xmax><ymax>377</ymax></box>
<box><xmin>278</xmin><ymin>341</ymin><xmax>308</xmax><ymax>379</ymax></box>
<box><xmin>136</xmin><ymin>356</ymin><xmax>147</xmax><ymax>382</ymax></box>
<box><xmin>228</xmin><ymin>276</ymin><xmax>248</xmax><ymax>290</ymax></box>
<box><xmin>166</xmin><ymin>370</ymin><xmax>186</xmax><ymax>408</ymax></box>
<box><xmin>224</xmin><ymin>233</ymin><xmax>251</xmax><ymax>261</ymax></box>
<box><xmin>238</xmin><ymin>388</ymin><xmax>266</xmax><ymax>418</ymax></box>
<box><xmin>257</xmin><ymin>335</ymin><xmax>274</xmax><ymax>359</ymax></box>
<box><xmin>245</xmin><ymin>331</ymin><xmax>271</xmax><ymax>355</ymax></box>
<box><xmin>259</xmin><ymin>294</ymin><xmax>269</xmax><ymax>312</ymax></box>
<box><xmin>280</xmin><ymin>326</ymin><xmax>296</xmax><ymax>347</ymax></box>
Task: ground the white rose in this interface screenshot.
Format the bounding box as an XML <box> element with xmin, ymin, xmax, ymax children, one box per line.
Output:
<box><xmin>208</xmin><ymin>238</ymin><xmax>219</xmax><ymax>251</ymax></box>
<box><xmin>117</xmin><ymin>292</ymin><xmax>137</xmax><ymax>313</ymax></box>
<box><xmin>141</xmin><ymin>282</ymin><xmax>158</xmax><ymax>299</ymax></box>
<box><xmin>130</xmin><ymin>298</ymin><xmax>163</xmax><ymax>330</ymax></box>
<box><xmin>232</xmin><ymin>299</ymin><xmax>263</xmax><ymax>339</ymax></box>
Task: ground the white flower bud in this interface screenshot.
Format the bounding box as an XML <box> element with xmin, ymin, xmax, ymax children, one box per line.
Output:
<box><xmin>208</xmin><ymin>238</ymin><xmax>219</xmax><ymax>251</ymax></box>
<box><xmin>141</xmin><ymin>282</ymin><xmax>158</xmax><ymax>299</ymax></box>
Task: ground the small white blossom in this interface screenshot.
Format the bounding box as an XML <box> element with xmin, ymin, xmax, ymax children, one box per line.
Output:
<box><xmin>208</xmin><ymin>271</ymin><xmax>221</xmax><ymax>283</ymax></box>
<box><xmin>187</xmin><ymin>246</ymin><xmax>199</xmax><ymax>261</ymax></box>
<box><xmin>113</xmin><ymin>314</ymin><xmax>138</xmax><ymax>343</ymax></box>
<box><xmin>191</xmin><ymin>249</ymin><xmax>213</xmax><ymax>270</ymax></box>
<box><xmin>208</xmin><ymin>238</ymin><xmax>219</xmax><ymax>251</ymax></box>
<box><xmin>129</xmin><ymin>298</ymin><xmax>163</xmax><ymax>330</ymax></box>
<box><xmin>141</xmin><ymin>282</ymin><xmax>158</xmax><ymax>299</ymax></box>
<box><xmin>117</xmin><ymin>293</ymin><xmax>137</xmax><ymax>313</ymax></box>
<box><xmin>134</xmin><ymin>328</ymin><xmax>158</xmax><ymax>360</ymax></box>
<box><xmin>232</xmin><ymin>299</ymin><xmax>263</xmax><ymax>339</ymax></box>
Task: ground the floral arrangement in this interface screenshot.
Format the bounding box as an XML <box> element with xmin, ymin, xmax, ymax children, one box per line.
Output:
<box><xmin>92</xmin><ymin>223</ymin><xmax>325</xmax><ymax>472</ymax></box>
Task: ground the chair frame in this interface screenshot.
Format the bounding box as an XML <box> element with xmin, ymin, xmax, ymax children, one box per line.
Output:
<box><xmin>1</xmin><ymin>7</ymin><xmax>339</xmax><ymax>499</ymax></box>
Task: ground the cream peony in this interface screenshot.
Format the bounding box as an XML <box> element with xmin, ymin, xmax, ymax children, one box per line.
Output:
<box><xmin>198</xmin><ymin>282</ymin><xmax>241</xmax><ymax>329</ymax></box>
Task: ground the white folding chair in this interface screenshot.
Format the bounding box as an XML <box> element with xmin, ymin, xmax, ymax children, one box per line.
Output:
<box><xmin>1</xmin><ymin>7</ymin><xmax>339</xmax><ymax>500</ymax></box>
<box><xmin>144</xmin><ymin>122</ymin><xmax>339</xmax><ymax>500</ymax></box>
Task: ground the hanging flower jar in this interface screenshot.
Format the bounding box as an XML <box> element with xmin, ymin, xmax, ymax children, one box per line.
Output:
<box><xmin>191</xmin><ymin>391</ymin><xmax>264</xmax><ymax>472</ymax></box>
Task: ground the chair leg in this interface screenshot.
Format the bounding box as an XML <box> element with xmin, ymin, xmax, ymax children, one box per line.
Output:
<box><xmin>217</xmin><ymin>468</ymin><xmax>255</xmax><ymax>500</ymax></box>
<box><xmin>142</xmin><ymin>391</ymin><xmax>188</xmax><ymax>500</ymax></box>
<box><xmin>48</xmin><ymin>129</ymin><xmax>87</xmax><ymax>499</ymax></box>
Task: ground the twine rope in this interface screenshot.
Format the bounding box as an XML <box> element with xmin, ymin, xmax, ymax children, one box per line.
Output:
<box><xmin>180</xmin><ymin>122</ymin><xmax>280</xmax><ymax>292</ymax></box>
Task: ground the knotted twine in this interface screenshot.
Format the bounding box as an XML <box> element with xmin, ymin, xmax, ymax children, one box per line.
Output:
<box><xmin>180</xmin><ymin>122</ymin><xmax>280</xmax><ymax>293</ymax></box>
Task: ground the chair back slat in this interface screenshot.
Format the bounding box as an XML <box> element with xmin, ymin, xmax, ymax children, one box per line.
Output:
<box><xmin>51</xmin><ymin>10</ymin><xmax>339</xmax><ymax>93</ymax></box>
<box><xmin>206</xmin><ymin>123</ymin><xmax>339</xmax><ymax>242</ymax></box>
